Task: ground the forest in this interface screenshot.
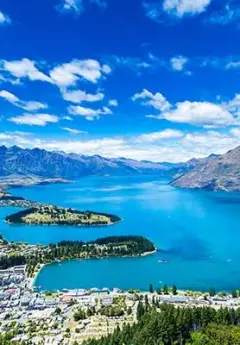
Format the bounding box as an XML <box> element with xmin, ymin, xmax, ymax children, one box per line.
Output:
<box><xmin>82</xmin><ymin>300</ymin><xmax>240</xmax><ymax>345</ymax></box>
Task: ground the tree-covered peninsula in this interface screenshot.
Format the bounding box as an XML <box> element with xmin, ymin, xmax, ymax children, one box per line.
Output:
<box><xmin>5</xmin><ymin>205</ymin><xmax>121</xmax><ymax>226</ymax></box>
<box><xmin>0</xmin><ymin>235</ymin><xmax>156</xmax><ymax>276</ymax></box>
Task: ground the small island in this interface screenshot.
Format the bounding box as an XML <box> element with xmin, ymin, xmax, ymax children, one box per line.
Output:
<box><xmin>5</xmin><ymin>205</ymin><xmax>121</xmax><ymax>226</ymax></box>
<box><xmin>0</xmin><ymin>235</ymin><xmax>156</xmax><ymax>277</ymax></box>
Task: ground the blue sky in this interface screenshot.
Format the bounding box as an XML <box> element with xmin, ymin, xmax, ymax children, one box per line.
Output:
<box><xmin>0</xmin><ymin>0</ymin><xmax>240</xmax><ymax>162</ymax></box>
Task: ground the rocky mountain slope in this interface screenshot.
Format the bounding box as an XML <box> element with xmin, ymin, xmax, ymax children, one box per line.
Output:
<box><xmin>0</xmin><ymin>145</ymin><xmax>198</xmax><ymax>180</ymax></box>
<box><xmin>171</xmin><ymin>146</ymin><xmax>240</xmax><ymax>191</ymax></box>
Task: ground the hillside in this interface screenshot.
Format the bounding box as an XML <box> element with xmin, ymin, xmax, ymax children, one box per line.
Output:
<box><xmin>0</xmin><ymin>145</ymin><xmax>198</xmax><ymax>180</ymax></box>
<box><xmin>171</xmin><ymin>146</ymin><xmax>240</xmax><ymax>191</ymax></box>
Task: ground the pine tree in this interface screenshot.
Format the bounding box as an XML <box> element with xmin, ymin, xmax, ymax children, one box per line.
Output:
<box><xmin>172</xmin><ymin>285</ymin><xmax>177</xmax><ymax>295</ymax></box>
<box><xmin>149</xmin><ymin>283</ymin><xmax>154</xmax><ymax>293</ymax></box>
<box><xmin>163</xmin><ymin>284</ymin><xmax>169</xmax><ymax>295</ymax></box>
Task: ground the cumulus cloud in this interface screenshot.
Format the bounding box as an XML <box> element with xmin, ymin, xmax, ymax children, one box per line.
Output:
<box><xmin>132</xmin><ymin>89</ymin><xmax>171</xmax><ymax>112</ymax></box>
<box><xmin>163</xmin><ymin>0</ymin><xmax>211</xmax><ymax>17</ymax></box>
<box><xmin>62</xmin><ymin>89</ymin><xmax>104</xmax><ymax>103</ymax></box>
<box><xmin>68</xmin><ymin>105</ymin><xmax>112</xmax><ymax>120</ymax></box>
<box><xmin>57</xmin><ymin>0</ymin><xmax>84</xmax><ymax>15</ymax></box>
<box><xmin>134</xmin><ymin>88</ymin><xmax>240</xmax><ymax>127</ymax></box>
<box><xmin>159</xmin><ymin>101</ymin><xmax>235</xmax><ymax>127</ymax></box>
<box><xmin>0</xmin><ymin>58</ymin><xmax>111</xmax><ymax>89</ymax></box>
<box><xmin>0</xmin><ymin>90</ymin><xmax>47</xmax><ymax>111</ymax></box>
<box><xmin>50</xmin><ymin>59</ymin><xmax>111</xmax><ymax>87</ymax></box>
<box><xmin>108</xmin><ymin>99</ymin><xmax>118</xmax><ymax>107</ymax></box>
<box><xmin>9</xmin><ymin>114</ymin><xmax>59</xmax><ymax>126</ymax></box>
<box><xmin>170</xmin><ymin>55</ymin><xmax>188</xmax><ymax>71</ymax></box>
<box><xmin>143</xmin><ymin>0</ymin><xmax>211</xmax><ymax>22</ymax></box>
<box><xmin>0</xmin><ymin>11</ymin><xmax>11</xmax><ymax>25</ymax></box>
<box><xmin>0</xmin><ymin>59</ymin><xmax>53</xmax><ymax>83</ymax></box>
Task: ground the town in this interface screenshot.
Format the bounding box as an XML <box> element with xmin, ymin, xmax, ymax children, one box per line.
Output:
<box><xmin>1</xmin><ymin>263</ymin><xmax>240</xmax><ymax>345</ymax></box>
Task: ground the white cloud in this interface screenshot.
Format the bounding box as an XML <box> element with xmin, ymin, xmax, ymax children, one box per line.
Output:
<box><xmin>226</xmin><ymin>61</ymin><xmax>240</xmax><ymax>69</ymax></box>
<box><xmin>134</xmin><ymin>88</ymin><xmax>240</xmax><ymax>127</ymax></box>
<box><xmin>0</xmin><ymin>90</ymin><xmax>18</xmax><ymax>103</ymax></box>
<box><xmin>57</xmin><ymin>0</ymin><xmax>107</xmax><ymax>15</ymax></box>
<box><xmin>170</xmin><ymin>55</ymin><xmax>188</xmax><ymax>71</ymax></box>
<box><xmin>181</xmin><ymin>130</ymin><xmax>240</xmax><ymax>157</ymax></box>
<box><xmin>0</xmin><ymin>11</ymin><xmax>11</xmax><ymax>25</ymax></box>
<box><xmin>1</xmin><ymin>127</ymin><xmax>240</xmax><ymax>163</ymax></box>
<box><xmin>50</xmin><ymin>59</ymin><xmax>111</xmax><ymax>87</ymax></box>
<box><xmin>230</xmin><ymin>128</ymin><xmax>240</xmax><ymax>137</ymax></box>
<box><xmin>132</xmin><ymin>89</ymin><xmax>171</xmax><ymax>112</ymax></box>
<box><xmin>21</xmin><ymin>101</ymin><xmax>47</xmax><ymax>112</ymax></box>
<box><xmin>208</xmin><ymin>2</ymin><xmax>240</xmax><ymax>25</ymax></box>
<box><xmin>62</xmin><ymin>89</ymin><xmax>104</xmax><ymax>103</ymax></box>
<box><xmin>9</xmin><ymin>114</ymin><xmax>59</xmax><ymax>126</ymax></box>
<box><xmin>222</xmin><ymin>94</ymin><xmax>240</xmax><ymax>117</ymax></box>
<box><xmin>0</xmin><ymin>132</ymin><xmax>33</xmax><ymax>146</ymax></box>
<box><xmin>143</xmin><ymin>0</ymin><xmax>211</xmax><ymax>22</ymax></box>
<box><xmin>108</xmin><ymin>99</ymin><xmax>118</xmax><ymax>107</ymax></box>
<box><xmin>68</xmin><ymin>105</ymin><xmax>112</xmax><ymax>120</ymax></box>
<box><xmin>163</xmin><ymin>0</ymin><xmax>211</xmax><ymax>17</ymax></box>
<box><xmin>135</xmin><ymin>129</ymin><xmax>184</xmax><ymax>143</ymax></box>
<box><xmin>63</xmin><ymin>116</ymin><xmax>73</xmax><ymax>121</ymax></box>
<box><xmin>142</xmin><ymin>1</ymin><xmax>162</xmax><ymax>22</ymax></box>
<box><xmin>160</xmin><ymin>101</ymin><xmax>235</xmax><ymax>127</ymax></box>
<box><xmin>57</xmin><ymin>0</ymin><xmax>84</xmax><ymax>14</ymax></box>
<box><xmin>0</xmin><ymin>59</ymin><xmax>52</xmax><ymax>83</ymax></box>
<box><xmin>35</xmin><ymin>138</ymin><xmax>126</xmax><ymax>158</ymax></box>
<box><xmin>108</xmin><ymin>55</ymin><xmax>157</xmax><ymax>74</ymax></box>
<box><xmin>0</xmin><ymin>90</ymin><xmax>47</xmax><ymax>111</ymax></box>
<box><xmin>0</xmin><ymin>58</ymin><xmax>111</xmax><ymax>90</ymax></box>
<box><xmin>61</xmin><ymin>127</ymin><xmax>87</xmax><ymax>134</ymax></box>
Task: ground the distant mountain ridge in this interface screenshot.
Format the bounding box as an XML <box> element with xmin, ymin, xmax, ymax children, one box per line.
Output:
<box><xmin>0</xmin><ymin>145</ymin><xmax>203</xmax><ymax>180</ymax></box>
<box><xmin>171</xmin><ymin>146</ymin><xmax>240</xmax><ymax>192</ymax></box>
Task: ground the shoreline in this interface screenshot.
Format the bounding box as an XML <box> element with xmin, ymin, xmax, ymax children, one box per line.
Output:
<box><xmin>31</xmin><ymin>249</ymin><xmax>157</xmax><ymax>290</ymax></box>
<box><xmin>29</xmin><ymin>263</ymin><xmax>46</xmax><ymax>289</ymax></box>
<box><xmin>5</xmin><ymin>218</ymin><xmax>122</xmax><ymax>227</ymax></box>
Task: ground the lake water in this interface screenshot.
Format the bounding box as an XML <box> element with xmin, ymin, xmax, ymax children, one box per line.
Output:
<box><xmin>1</xmin><ymin>175</ymin><xmax>240</xmax><ymax>292</ymax></box>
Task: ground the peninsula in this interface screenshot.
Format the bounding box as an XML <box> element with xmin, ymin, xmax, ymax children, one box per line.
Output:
<box><xmin>5</xmin><ymin>205</ymin><xmax>121</xmax><ymax>226</ymax></box>
<box><xmin>0</xmin><ymin>235</ymin><xmax>156</xmax><ymax>277</ymax></box>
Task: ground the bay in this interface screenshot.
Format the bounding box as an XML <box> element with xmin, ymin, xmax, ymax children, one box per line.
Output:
<box><xmin>1</xmin><ymin>175</ymin><xmax>239</xmax><ymax>291</ymax></box>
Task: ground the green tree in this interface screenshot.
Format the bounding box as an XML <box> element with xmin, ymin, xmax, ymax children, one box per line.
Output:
<box><xmin>149</xmin><ymin>283</ymin><xmax>154</xmax><ymax>293</ymax></box>
<box><xmin>209</xmin><ymin>287</ymin><xmax>216</xmax><ymax>297</ymax></box>
<box><xmin>55</xmin><ymin>307</ymin><xmax>61</xmax><ymax>315</ymax></box>
<box><xmin>136</xmin><ymin>301</ymin><xmax>145</xmax><ymax>320</ymax></box>
<box><xmin>172</xmin><ymin>285</ymin><xmax>177</xmax><ymax>295</ymax></box>
<box><xmin>163</xmin><ymin>284</ymin><xmax>169</xmax><ymax>295</ymax></box>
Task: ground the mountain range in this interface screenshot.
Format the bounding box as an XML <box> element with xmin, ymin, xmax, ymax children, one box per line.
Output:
<box><xmin>172</xmin><ymin>145</ymin><xmax>240</xmax><ymax>192</ymax></box>
<box><xmin>1</xmin><ymin>145</ymin><xmax>239</xmax><ymax>192</ymax></box>
<box><xmin>0</xmin><ymin>145</ymin><xmax>203</xmax><ymax>180</ymax></box>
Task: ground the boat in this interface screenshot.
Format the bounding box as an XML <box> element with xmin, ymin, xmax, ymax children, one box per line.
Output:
<box><xmin>158</xmin><ymin>259</ymin><xmax>168</xmax><ymax>264</ymax></box>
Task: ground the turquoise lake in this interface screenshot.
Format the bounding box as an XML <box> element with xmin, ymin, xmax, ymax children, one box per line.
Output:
<box><xmin>1</xmin><ymin>175</ymin><xmax>240</xmax><ymax>292</ymax></box>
